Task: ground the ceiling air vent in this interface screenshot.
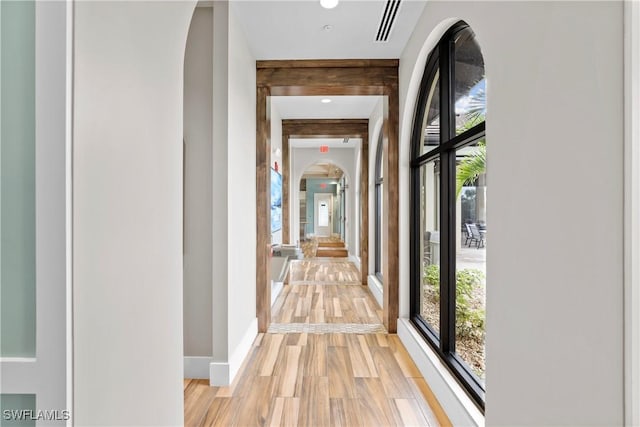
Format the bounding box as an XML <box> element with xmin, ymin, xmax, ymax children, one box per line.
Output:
<box><xmin>375</xmin><ymin>0</ymin><xmax>401</xmax><ymax>42</ymax></box>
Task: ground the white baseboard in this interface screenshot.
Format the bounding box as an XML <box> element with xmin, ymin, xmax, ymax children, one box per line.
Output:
<box><xmin>184</xmin><ymin>356</ymin><xmax>213</xmax><ymax>379</ymax></box>
<box><xmin>397</xmin><ymin>318</ymin><xmax>484</xmax><ymax>427</ymax></box>
<box><xmin>349</xmin><ymin>255</ymin><xmax>361</xmax><ymax>271</ymax></box>
<box><xmin>209</xmin><ymin>317</ymin><xmax>258</xmax><ymax>386</ymax></box>
<box><xmin>272</xmin><ymin>280</ymin><xmax>284</xmax><ymax>307</ymax></box>
<box><xmin>367</xmin><ymin>274</ymin><xmax>383</xmax><ymax>308</ymax></box>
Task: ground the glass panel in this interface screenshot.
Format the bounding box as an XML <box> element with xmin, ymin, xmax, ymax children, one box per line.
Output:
<box><xmin>318</xmin><ymin>202</ymin><xmax>329</xmax><ymax>227</ymax></box>
<box><xmin>455</xmin><ymin>139</ymin><xmax>486</xmax><ymax>381</ymax></box>
<box><xmin>1</xmin><ymin>394</ymin><xmax>36</xmax><ymax>427</ymax></box>
<box><xmin>375</xmin><ymin>183</ymin><xmax>383</xmax><ymax>276</ymax></box>
<box><xmin>454</xmin><ymin>28</ymin><xmax>485</xmax><ymax>135</ymax></box>
<box><xmin>419</xmin><ymin>160</ymin><xmax>440</xmax><ymax>336</ymax></box>
<box><xmin>419</xmin><ymin>67</ymin><xmax>440</xmax><ymax>155</ymax></box>
<box><xmin>1</xmin><ymin>0</ymin><xmax>36</xmax><ymax>357</ymax></box>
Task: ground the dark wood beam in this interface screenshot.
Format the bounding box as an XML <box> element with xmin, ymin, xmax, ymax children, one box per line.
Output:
<box><xmin>360</xmin><ymin>129</ymin><xmax>369</xmax><ymax>286</ymax></box>
<box><xmin>256</xmin><ymin>59</ymin><xmax>399</xmax><ymax>333</ymax></box>
<box><xmin>257</xmin><ymin>59</ymin><xmax>399</xmax><ymax>69</ymax></box>
<box><xmin>283</xmin><ymin>119</ymin><xmax>368</xmax><ymax>139</ymax></box>
<box><xmin>258</xmin><ymin>60</ymin><xmax>398</xmax><ymax>92</ymax></box>
<box><xmin>256</xmin><ymin>87</ymin><xmax>271</xmax><ymax>333</ymax></box>
<box><xmin>383</xmin><ymin>86</ymin><xmax>399</xmax><ymax>333</ymax></box>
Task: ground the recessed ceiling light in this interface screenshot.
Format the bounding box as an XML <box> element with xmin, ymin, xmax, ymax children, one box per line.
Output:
<box><xmin>321</xmin><ymin>98</ymin><xmax>332</xmax><ymax>104</ymax></box>
<box><xmin>323</xmin><ymin>24</ymin><xmax>333</xmax><ymax>32</ymax></box>
<box><xmin>320</xmin><ymin>0</ymin><xmax>338</xmax><ymax>9</ymax></box>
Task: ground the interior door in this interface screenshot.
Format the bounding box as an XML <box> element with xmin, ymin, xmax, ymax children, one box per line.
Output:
<box><xmin>314</xmin><ymin>193</ymin><xmax>332</xmax><ymax>237</ymax></box>
<box><xmin>0</xmin><ymin>2</ymin><xmax>68</xmax><ymax>423</ymax></box>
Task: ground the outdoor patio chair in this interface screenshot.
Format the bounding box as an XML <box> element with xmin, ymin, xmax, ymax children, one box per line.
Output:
<box><xmin>464</xmin><ymin>223</ymin><xmax>473</xmax><ymax>246</ymax></box>
<box><xmin>423</xmin><ymin>231</ymin><xmax>432</xmax><ymax>264</ymax></box>
<box><xmin>467</xmin><ymin>223</ymin><xmax>485</xmax><ymax>248</ymax></box>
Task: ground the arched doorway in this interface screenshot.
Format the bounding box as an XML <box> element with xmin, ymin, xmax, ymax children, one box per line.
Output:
<box><xmin>298</xmin><ymin>162</ymin><xmax>347</xmax><ymax>252</ymax></box>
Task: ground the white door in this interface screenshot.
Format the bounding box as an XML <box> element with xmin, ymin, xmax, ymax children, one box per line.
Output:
<box><xmin>314</xmin><ymin>193</ymin><xmax>333</xmax><ymax>237</ymax></box>
<box><xmin>0</xmin><ymin>2</ymin><xmax>69</xmax><ymax>423</ymax></box>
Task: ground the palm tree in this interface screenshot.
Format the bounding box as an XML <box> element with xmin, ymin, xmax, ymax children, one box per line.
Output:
<box><xmin>456</xmin><ymin>140</ymin><xmax>486</xmax><ymax>197</ymax></box>
<box><xmin>455</xmin><ymin>84</ymin><xmax>486</xmax><ymax>198</ymax></box>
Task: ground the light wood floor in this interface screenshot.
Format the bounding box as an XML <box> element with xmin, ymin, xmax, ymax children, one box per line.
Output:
<box><xmin>184</xmin><ymin>258</ymin><xmax>451</xmax><ymax>426</ymax></box>
<box><xmin>272</xmin><ymin>259</ymin><xmax>380</xmax><ymax>325</ymax></box>
<box><xmin>271</xmin><ymin>283</ymin><xmax>382</xmax><ymax>325</ymax></box>
<box><xmin>184</xmin><ymin>332</ymin><xmax>450</xmax><ymax>426</ymax></box>
<box><xmin>288</xmin><ymin>259</ymin><xmax>361</xmax><ymax>284</ymax></box>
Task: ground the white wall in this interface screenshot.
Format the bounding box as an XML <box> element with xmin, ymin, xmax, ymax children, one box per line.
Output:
<box><xmin>226</xmin><ymin>5</ymin><xmax>257</xmax><ymax>368</ymax></box>
<box><xmin>291</xmin><ymin>147</ymin><xmax>357</xmax><ymax>253</ymax></box>
<box><xmin>211</xmin><ymin>1</ymin><xmax>229</xmax><ymax>366</ymax></box>
<box><xmin>271</xmin><ymin>105</ymin><xmax>283</xmax><ymax>244</ymax></box>
<box><xmin>208</xmin><ymin>2</ymin><xmax>258</xmax><ymax>385</ymax></box>
<box><xmin>73</xmin><ymin>1</ymin><xmax>195</xmax><ymax>424</ymax></box>
<box><xmin>398</xmin><ymin>2</ymin><xmax>624</xmax><ymax>425</ymax></box>
<box><xmin>184</xmin><ymin>6</ymin><xmax>213</xmax><ymax>360</ymax></box>
<box><xmin>179</xmin><ymin>3</ymin><xmax>257</xmax><ymax>385</ymax></box>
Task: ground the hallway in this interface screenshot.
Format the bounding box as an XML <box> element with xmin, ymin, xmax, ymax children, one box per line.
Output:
<box><xmin>184</xmin><ymin>258</ymin><xmax>450</xmax><ymax>426</ymax></box>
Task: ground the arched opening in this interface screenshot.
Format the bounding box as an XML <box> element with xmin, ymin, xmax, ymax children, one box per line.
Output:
<box><xmin>298</xmin><ymin>162</ymin><xmax>348</xmax><ymax>257</ymax></box>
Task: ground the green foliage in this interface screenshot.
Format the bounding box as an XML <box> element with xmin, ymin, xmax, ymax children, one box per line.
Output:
<box><xmin>455</xmin><ymin>140</ymin><xmax>486</xmax><ymax>198</ymax></box>
<box><xmin>455</xmin><ymin>269</ymin><xmax>485</xmax><ymax>339</ymax></box>
<box><xmin>455</xmin><ymin>86</ymin><xmax>486</xmax><ymax>198</ymax></box>
<box><xmin>424</xmin><ymin>264</ymin><xmax>440</xmax><ymax>294</ymax></box>
<box><xmin>423</xmin><ymin>265</ymin><xmax>485</xmax><ymax>339</ymax></box>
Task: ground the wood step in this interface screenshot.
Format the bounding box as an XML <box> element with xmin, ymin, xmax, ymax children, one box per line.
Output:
<box><xmin>315</xmin><ymin>248</ymin><xmax>349</xmax><ymax>257</ymax></box>
<box><xmin>317</xmin><ymin>241</ymin><xmax>345</xmax><ymax>248</ymax></box>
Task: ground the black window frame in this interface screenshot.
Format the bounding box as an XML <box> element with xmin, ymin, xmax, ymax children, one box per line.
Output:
<box><xmin>410</xmin><ymin>20</ymin><xmax>486</xmax><ymax>409</ymax></box>
<box><xmin>374</xmin><ymin>133</ymin><xmax>384</xmax><ymax>279</ymax></box>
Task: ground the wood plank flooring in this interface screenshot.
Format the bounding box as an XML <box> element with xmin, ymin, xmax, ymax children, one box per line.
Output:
<box><xmin>184</xmin><ymin>258</ymin><xmax>451</xmax><ymax>426</ymax></box>
<box><xmin>184</xmin><ymin>333</ymin><xmax>450</xmax><ymax>426</ymax></box>
<box><xmin>288</xmin><ymin>259</ymin><xmax>361</xmax><ymax>284</ymax></box>
<box><xmin>271</xmin><ymin>284</ymin><xmax>382</xmax><ymax>325</ymax></box>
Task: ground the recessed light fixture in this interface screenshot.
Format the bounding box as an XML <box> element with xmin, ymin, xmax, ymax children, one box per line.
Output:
<box><xmin>320</xmin><ymin>0</ymin><xmax>338</xmax><ymax>9</ymax></box>
<box><xmin>323</xmin><ymin>24</ymin><xmax>333</xmax><ymax>32</ymax></box>
<box><xmin>321</xmin><ymin>98</ymin><xmax>332</xmax><ymax>104</ymax></box>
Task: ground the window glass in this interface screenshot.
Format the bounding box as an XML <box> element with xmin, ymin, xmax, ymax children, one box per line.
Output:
<box><xmin>455</xmin><ymin>140</ymin><xmax>486</xmax><ymax>381</ymax></box>
<box><xmin>1</xmin><ymin>0</ymin><xmax>36</xmax><ymax>357</ymax></box>
<box><xmin>1</xmin><ymin>394</ymin><xmax>36</xmax><ymax>427</ymax></box>
<box><xmin>419</xmin><ymin>160</ymin><xmax>440</xmax><ymax>337</ymax></box>
<box><xmin>454</xmin><ymin>28</ymin><xmax>485</xmax><ymax>135</ymax></box>
<box><xmin>419</xmin><ymin>67</ymin><xmax>440</xmax><ymax>155</ymax></box>
<box><xmin>375</xmin><ymin>136</ymin><xmax>384</xmax><ymax>277</ymax></box>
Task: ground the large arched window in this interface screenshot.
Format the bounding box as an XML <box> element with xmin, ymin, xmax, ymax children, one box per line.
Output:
<box><xmin>410</xmin><ymin>21</ymin><xmax>486</xmax><ymax>406</ymax></box>
<box><xmin>374</xmin><ymin>133</ymin><xmax>384</xmax><ymax>278</ymax></box>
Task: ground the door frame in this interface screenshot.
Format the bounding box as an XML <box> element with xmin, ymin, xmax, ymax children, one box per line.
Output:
<box><xmin>313</xmin><ymin>193</ymin><xmax>333</xmax><ymax>237</ymax></box>
<box><xmin>256</xmin><ymin>60</ymin><xmax>399</xmax><ymax>333</ymax></box>
<box><xmin>0</xmin><ymin>1</ymin><xmax>69</xmax><ymax>418</ymax></box>
<box><xmin>281</xmin><ymin>119</ymin><xmax>369</xmax><ymax>284</ymax></box>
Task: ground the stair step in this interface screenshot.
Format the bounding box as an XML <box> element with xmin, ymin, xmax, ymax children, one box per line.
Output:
<box><xmin>317</xmin><ymin>241</ymin><xmax>345</xmax><ymax>248</ymax></box>
<box><xmin>315</xmin><ymin>248</ymin><xmax>349</xmax><ymax>258</ymax></box>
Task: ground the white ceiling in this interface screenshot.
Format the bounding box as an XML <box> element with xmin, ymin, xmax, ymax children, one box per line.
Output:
<box><xmin>272</xmin><ymin>96</ymin><xmax>380</xmax><ymax>119</ymax></box>
<box><xmin>290</xmin><ymin>137</ymin><xmax>361</xmax><ymax>148</ymax></box>
<box><xmin>231</xmin><ymin>0</ymin><xmax>426</xmax><ymax>60</ymax></box>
